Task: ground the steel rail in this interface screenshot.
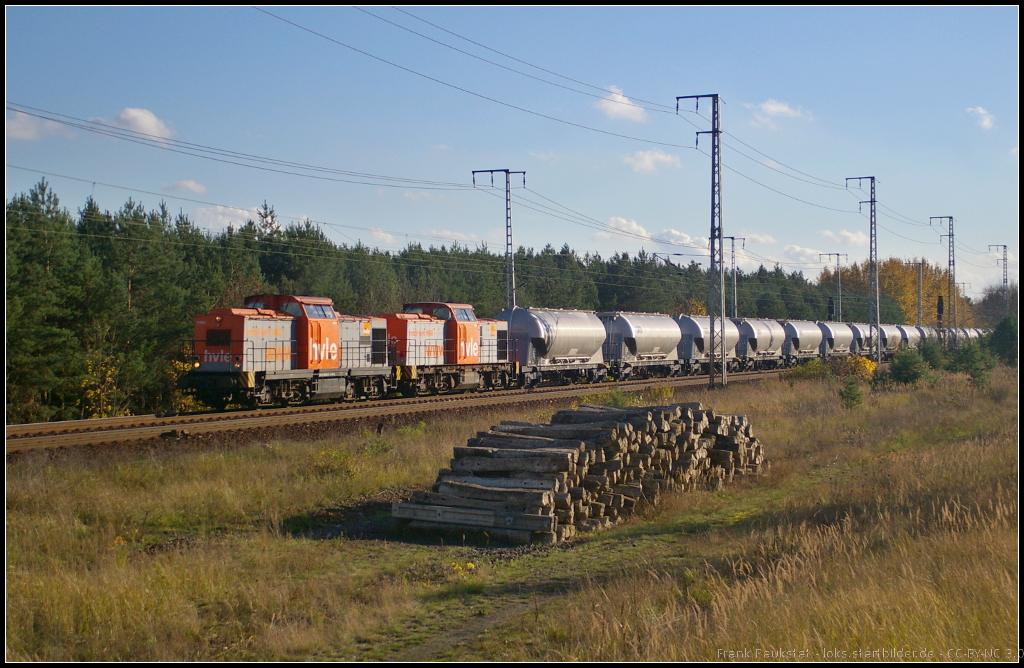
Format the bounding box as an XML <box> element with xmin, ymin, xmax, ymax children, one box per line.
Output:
<box><xmin>6</xmin><ymin>371</ymin><xmax>780</xmax><ymax>454</ymax></box>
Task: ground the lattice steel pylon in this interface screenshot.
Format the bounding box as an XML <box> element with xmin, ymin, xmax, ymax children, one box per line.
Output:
<box><xmin>849</xmin><ymin>177</ymin><xmax>880</xmax><ymax>364</ymax></box>
<box><xmin>678</xmin><ymin>93</ymin><xmax>725</xmax><ymax>387</ymax></box>
<box><xmin>819</xmin><ymin>253</ymin><xmax>847</xmax><ymax>321</ymax></box>
<box><xmin>989</xmin><ymin>244</ymin><xmax>1009</xmax><ymax>317</ymax></box>
<box><xmin>911</xmin><ymin>259</ymin><xmax>924</xmax><ymax>326</ymax></box>
<box><xmin>931</xmin><ymin>216</ymin><xmax>955</xmax><ymax>328</ymax></box>
<box><xmin>725</xmin><ymin>236</ymin><xmax>745</xmax><ymax>318</ymax></box>
<box><xmin>473</xmin><ymin>169</ymin><xmax>525</xmax><ymax>309</ymax></box>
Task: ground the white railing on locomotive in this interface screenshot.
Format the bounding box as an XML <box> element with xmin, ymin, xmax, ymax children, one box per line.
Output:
<box><xmin>384</xmin><ymin>336</ymin><xmax>509</xmax><ymax>366</ymax></box>
<box><xmin>243</xmin><ymin>339</ymin><xmax>296</xmax><ymax>372</ymax></box>
<box><xmin>477</xmin><ymin>335</ymin><xmax>508</xmax><ymax>363</ymax></box>
<box><xmin>395</xmin><ymin>336</ymin><xmax>447</xmax><ymax>366</ymax></box>
<box><xmin>334</xmin><ymin>336</ymin><xmax>388</xmax><ymax>367</ymax></box>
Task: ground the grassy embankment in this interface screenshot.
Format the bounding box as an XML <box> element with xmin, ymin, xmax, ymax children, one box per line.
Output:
<box><xmin>6</xmin><ymin>368</ymin><xmax>1018</xmax><ymax>660</ymax></box>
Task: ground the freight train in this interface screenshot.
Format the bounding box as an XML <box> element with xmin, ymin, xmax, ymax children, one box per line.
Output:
<box><xmin>177</xmin><ymin>293</ymin><xmax>983</xmax><ymax>409</ymax></box>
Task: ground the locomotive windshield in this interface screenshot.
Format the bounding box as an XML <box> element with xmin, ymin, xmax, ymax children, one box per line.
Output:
<box><xmin>454</xmin><ymin>308</ymin><xmax>477</xmax><ymax>322</ymax></box>
<box><xmin>304</xmin><ymin>304</ymin><xmax>335</xmax><ymax>319</ymax></box>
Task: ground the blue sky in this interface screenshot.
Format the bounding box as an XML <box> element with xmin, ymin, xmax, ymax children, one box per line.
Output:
<box><xmin>6</xmin><ymin>6</ymin><xmax>1018</xmax><ymax>300</ymax></box>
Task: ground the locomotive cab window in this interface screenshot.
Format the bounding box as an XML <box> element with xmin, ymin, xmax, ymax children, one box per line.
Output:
<box><xmin>432</xmin><ymin>306</ymin><xmax>453</xmax><ymax>320</ymax></box>
<box><xmin>206</xmin><ymin>329</ymin><xmax>232</xmax><ymax>346</ymax></box>
<box><xmin>280</xmin><ymin>302</ymin><xmax>304</xmax><ymax>317</ymax></box>
<box><xmin>454</xmin><ymin>308</ymin><xmax>477</xmax><ymax>322</ymax></box>
<box><xmin>403</xmin><ymin>305</ymin><xmax>425</xmax><ymax>315</ymax></box>
<box><xmin>304</xmin><ymin>304</ymin><xmax>335</xmax><ymax>319</ymax></box>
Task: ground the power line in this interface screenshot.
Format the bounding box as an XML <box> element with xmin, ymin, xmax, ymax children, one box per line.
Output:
<box><xmin>878</xmin><ymin>223</ymin><xmax>943</xmax><ymax>245</ymax></box>
<box><xmin>352</xmin><ymin>6</ymin><xmax>672</xmax><ymax>116</ymax></box>
<box><xmin>6</xmin><ymin>167</ymin><xmax>728</xmax><ymax>293</ymax></box>
<box><xmin>388</xmin><ymin>4</ymin><xmax>896</xmax><ymax>208</ymax></box>
<box><xmin>676</xmin><ymin>105</ymin><xmax>848</xmax><ymax>190</ymax></box>
<box><xmin>11</xmin><ymin>162</ymin><xmax>723</xmax><ymax>257</ymax></box>
<box><xmin>709</xmin><ymin>146</ymin><xmax>861</xmax><ymax>213</ymax></box>
<box><xmin>253</xmin><ymin>7</ymin><xmax>696</xmax><ymax>150</ymax></box>
<box><xmin>7</xmin><ymin>164</ymin><xmax>497</xmax><ymax>249</ymax></box>
<box><xmin>720</xmin><ymin>129</ymin><xmax>846</xmax><ymax>188</ymax></box>
<box><xmin>718</xmin><ymin>140</ymin><xmax>848</xmax><ymax>190</ymax></box>
<box><xmin>7</xmin><ymin>106</ymin><xmax>865</xmax><ymax>229</ymax></box>
<box><xmin>10</xmin><ymin>195</ymin><xmax>864</xmax><ymax>305</ymax></box>
<box><xmin>518</xmin><ymin>188</ymin><xmax>708</xmax><ymax>249</ymax></box>
<box><xmin>876</xmin><ymin>201</ymin><xmax>931</xmax><ymax>226</ymax></box>
<box><xmin>7</xmin><ymin>103</ymin><xmax>475</xmax><ymax>190</ymax></box>
<box><xmin>390</xmin><ymin>6</ymin><xmax>678</xmax><ymax>112</ymax></box>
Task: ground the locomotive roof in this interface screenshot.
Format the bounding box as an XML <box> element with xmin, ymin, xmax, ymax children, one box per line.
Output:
<box><xmin>403</xmin><ymin>301</ymin><xmax>474</xmax><ymax>309</ymax></box>
<box><xmin>242</xmin><ymin>293</ymin><xmax>335</xmax><ymax>305</ymax></box>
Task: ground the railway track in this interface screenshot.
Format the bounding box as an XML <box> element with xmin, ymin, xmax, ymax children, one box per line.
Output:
<box><xmin>5</xmin><ymin>371</ymin><xmax>780</xmax><ymax>454</ymax></box>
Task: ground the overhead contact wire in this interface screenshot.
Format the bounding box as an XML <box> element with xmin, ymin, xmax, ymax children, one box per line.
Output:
<box><xmin>253</xmin><ymin>7</ymin><xmax>695</xmax><ymax>150</ymax></box>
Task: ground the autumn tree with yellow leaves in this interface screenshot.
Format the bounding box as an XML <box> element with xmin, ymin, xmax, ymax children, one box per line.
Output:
<box><xmin>819</xmin><ymin>258</ymin><xmax>972</xmax><ymax>327</ymax></box>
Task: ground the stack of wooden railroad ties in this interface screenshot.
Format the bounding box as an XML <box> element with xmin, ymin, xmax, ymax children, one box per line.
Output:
<box><xmin>392</xmin><ymin>402</ymin><xmax>767</xmax><ymax>544</ymax></box>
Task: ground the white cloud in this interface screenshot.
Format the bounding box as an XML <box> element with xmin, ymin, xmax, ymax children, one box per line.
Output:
<box><xmin>403</xmin><ymin>190</ymin><xmax>453</xmax><ymax>204</ymax></box>
<box><xmin>658</xmin><ymin>228</ymin><xmax>709</xmax><ymax>251</ymax></box>
<box><xmin>164</xmin><ymin>179</ymin><xmax>207</xmax><ymax>195</ymax></box>
<box><xmin>819</xmin><ymin>229</ymin><xmax>869</xmax><ymax>246</ymax></box>
<box><xmin>745</xmin><ymin>232</ymin><xmax>777</xmax><ymax>245</ymax></box>
<box><xmin>593</xmin><ymin>216</ymin><xmax>650</xmax><ymax>241</ymax></box>
<box><xmin>744</xmin><ymin>99</ymin><xmax>813</xmax><ymax>129</ymax></box>
<box><xmin>783</xmin><ymin>244</ymin><xmax>825</xmax><ymax>263</ymax></box>
<box><xmin>370</xmin><ymin>228</ymin><xmax>396</xmax><ymax>244</ymax></box>
<box><xmin>422</xmin><ymin>228</ymin><xmax>480</xmax><ymax>243</ymax></box>
<box><xmin>594</xmin><ymin>86</ymin><xmax>647</xmax><ymax>122</ymax></box>
<box><xmin>529</xmin><ymin>150</ymin><xmax>560</xmax><ymax>164</ymax></box>
<box><xmin>623</xmin><ymin>149</ymin><xmax>681</xmax><ymax>174</ymax></box>
<box><xmin>191</xmin><ymin>205</ymin><xmax>258</xmax><ymax>232</ymax></box>
<box><xmin>966</xmin><ymin>106</ymin><xmax>995</xmax><ymax>130</ymax></box>
<box><xmin>6</xmin><ymin>111</ymin><xmax>75</xmax><ymax>141</ymax></box>
<box><xmin>592</xmin><ymin>219</ymin><xmax>713</xmax><ymax>251</ymax></box>
<box><xmin>92</xmin><ymin>107</ymin><xmax>174</xmax><ymax>139</ymax></box>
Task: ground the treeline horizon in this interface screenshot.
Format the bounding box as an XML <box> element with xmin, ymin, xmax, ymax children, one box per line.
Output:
<box><xmin>5</xmin><ymin>181</ymin><xmax>1005</xmax><ymax>423</ymax></box>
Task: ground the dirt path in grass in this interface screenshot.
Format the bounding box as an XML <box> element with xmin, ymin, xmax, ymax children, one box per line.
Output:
<box><xmin>383</xmin><ymin>590</ymin><xmax>563</xmax><ymax>662</ymax></box>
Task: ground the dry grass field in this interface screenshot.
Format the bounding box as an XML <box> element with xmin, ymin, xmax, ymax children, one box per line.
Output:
<box><xmin>6</xmin><ymin>368</ymin><xmax>1018</xmax><ymax>661</ymax></box>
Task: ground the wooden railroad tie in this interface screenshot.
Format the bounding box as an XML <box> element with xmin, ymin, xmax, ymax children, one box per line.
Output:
<box><xmin>392</xmin><ymin>401</ymin><xmax>769</xmax><ymax>544</ymax></box>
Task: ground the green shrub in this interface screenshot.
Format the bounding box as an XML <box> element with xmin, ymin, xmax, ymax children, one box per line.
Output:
<box><xmin>869</xmin><ymin>367</ymin><xmax>894</xmax><ymax>392</ymax></box>
<box><xmin>889</xmin><ymin>349</ymin><xmax>929</xmax><ymax>385</ymax></box>
<box><xmin>781</xmin><ymin>359</ymin><xmax>830</xmax><ymax>381</ymax></box>
<box><xmin>947</xmin><ymin>342</ymin><xmax>998</xmax><ymax>387</ymax></box>
<box><xmin>918</xmin><ymin>339</ymin><xmax>946</xmax><ymax>370</ymax></box>
<box><xmin>838</xmin><ymin>377</ymin><xmax>863</xmax><ymax>409</ymax></box>
<box><xmin>605</xmin><ymin>387</ymin><xmax>632</xmax><ymax>407</ymax></box>
<box><xmin>984</xmin><ymin>315</ymin><xmax>1017</xmax><ymax>367</ymax></box>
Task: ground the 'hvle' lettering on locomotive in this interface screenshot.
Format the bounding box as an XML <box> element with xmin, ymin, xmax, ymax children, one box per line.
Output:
<box><xmin>459</xmin><ymin>340</ymin><xmax>480</xmax><ymax>357</ymax></box>
<box><xmin>309</xmin><ymin>337</ymin><xmax>339</xmax><ymax>361</ymax></box>
<box><xmin>203</xmin><ymin>351</ymin><xmax>232</xmax><ymax>363</ymax></box>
